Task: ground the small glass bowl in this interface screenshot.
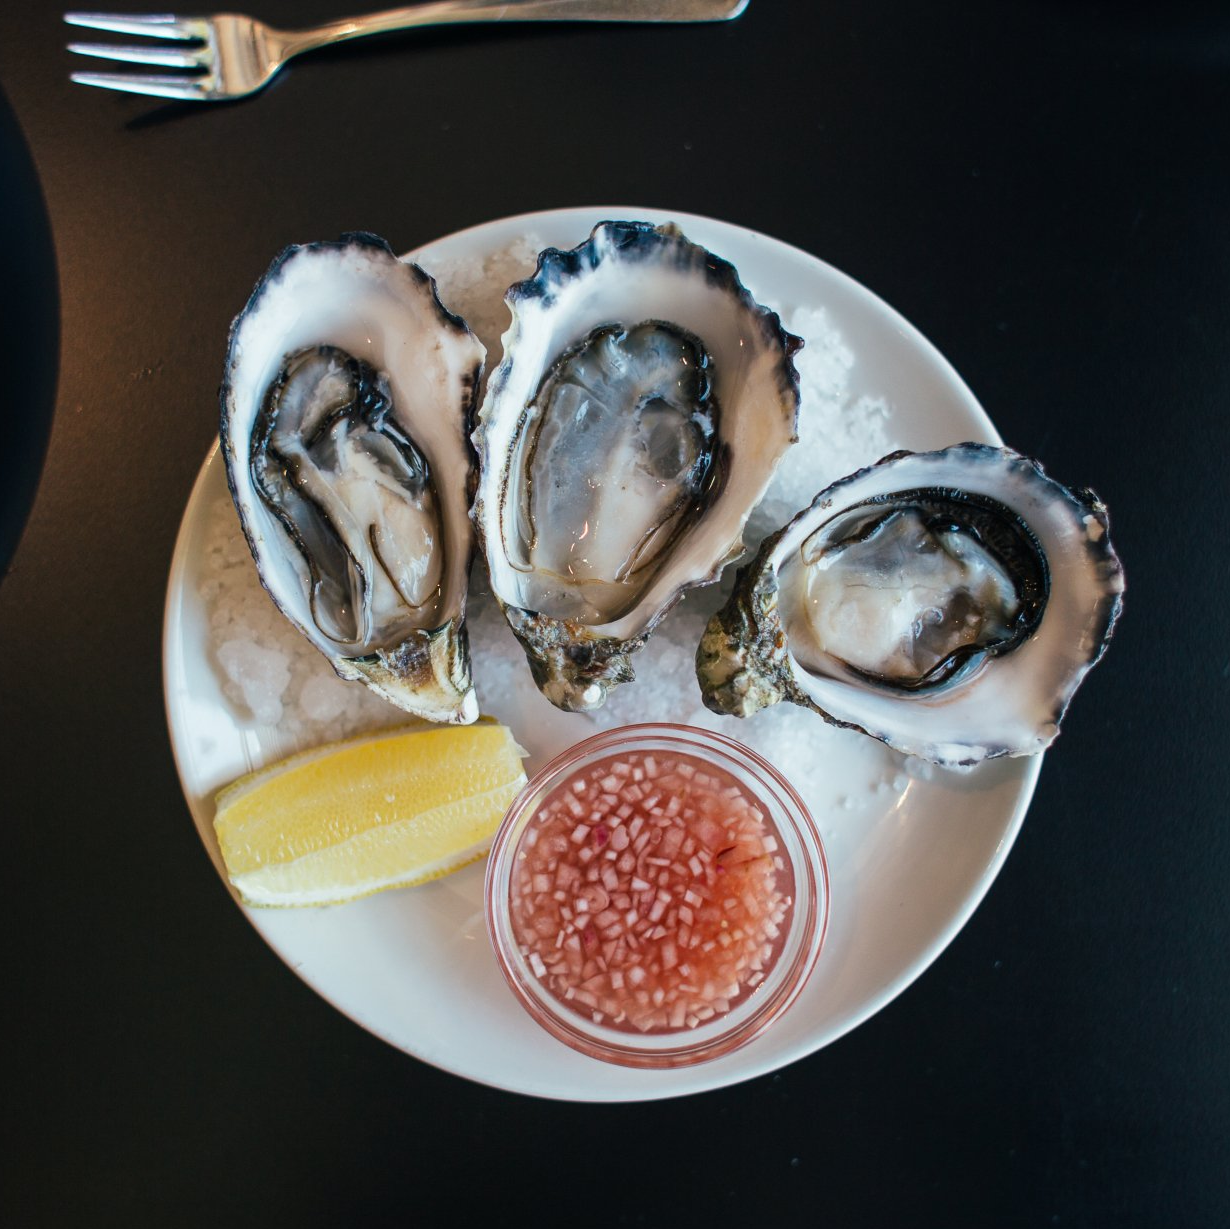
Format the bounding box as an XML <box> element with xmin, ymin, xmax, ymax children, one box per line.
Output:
<box><xmin>484</xmin><ymin>723</ymin><xmax>828</xmax><ymax>1069</ymax></box>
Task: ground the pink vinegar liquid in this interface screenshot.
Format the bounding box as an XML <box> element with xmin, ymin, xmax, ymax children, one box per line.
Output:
<box><xmin>508</xmin><ymin>748</ymin><xmax>795</xmax><ymax>1035</ymax></box>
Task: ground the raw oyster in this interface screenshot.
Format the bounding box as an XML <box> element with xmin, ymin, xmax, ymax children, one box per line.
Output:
<box><xmin>697</xmin><ymin>444</ymin><xmax>1124</xmax><ymax>767</ymax></box>
<box><xmin>220</xmin><ymin>233</ymin><xmax>485</xmax><ymax>724</ymax></box>
<box><xmin>472</xmin><ymin>220</ymin><xmax>801</xmax><ymax>711</ymax></box>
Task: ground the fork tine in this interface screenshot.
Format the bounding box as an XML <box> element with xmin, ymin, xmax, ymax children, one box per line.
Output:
<box><xmin>63</xmin><ymin>12</ymin><xmax>207</xmax><ymax>41</ymax></box>
<box><xmin>70</xmin><ymin>69</ymin><xmax>210</xmax><ymax>101</ymax></box>
<box><xmin>67</xmin><ymin>40</ymin><xmax>203</xmax><ymax>69</ymax></box>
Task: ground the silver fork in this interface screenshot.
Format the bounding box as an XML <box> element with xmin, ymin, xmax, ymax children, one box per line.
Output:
<box><xmin>66</xmin><ymin>0</ymin><xmax>749</xmax><ymax>102</ymax></box>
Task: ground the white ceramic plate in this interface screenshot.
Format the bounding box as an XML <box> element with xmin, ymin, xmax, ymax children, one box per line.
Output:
<box><xmin>164</xmin><ymin>206</ymin><xmax>1040</xmax><ymax>1101</ymax></box>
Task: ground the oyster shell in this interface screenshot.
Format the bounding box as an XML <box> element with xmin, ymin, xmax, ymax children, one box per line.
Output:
<box><xmin>220</xmin><ymin>233</ymin><xmax>485</xmax><ymax>724</ymax></box>
<box><xmin>472</xmin><ymin>220</ymin><xmax>801</xmax><ymax>711</ymax></box>
<box><xmin>697</xmin><ymin>443</ymin><xmax>1124</xmax><ymax>767</ymax></box>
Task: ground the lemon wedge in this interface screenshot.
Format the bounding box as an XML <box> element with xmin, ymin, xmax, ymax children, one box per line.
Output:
<box><xmin>213</xmin><ymin>721</ymin><xmax>527</xmax><ymax>907</ymax></box>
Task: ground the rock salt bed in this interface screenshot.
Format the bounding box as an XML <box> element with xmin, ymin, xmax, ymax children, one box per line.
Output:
<box><xmin>216</xmin><ymin>639</ymin><xmax>290</xmax><ymax>726</ymax></box>
<box><xmin>418</xmin><ymin>234</ymin><xmax>542</xmax><ymax>390</ymax></box>
<box><xmin>199</xmin><ymin>496</ymin><xmax>406</xmax><ymax>748</ymax></box>
<box><xmin>749</xmin><ymin>305</ymin><xmax>891</xmax><ymax>543</ymax></box>
<box><xmin>202</xmin><ymin>236</ymin><xmax>909</xmax><ymax>817</ymax></box>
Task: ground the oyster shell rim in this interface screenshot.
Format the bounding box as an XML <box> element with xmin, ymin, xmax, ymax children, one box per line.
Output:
<box><xmin>471</xmin><ymin>218</ymin><xmax>803</xmax><ymax>711</ymax></box>
<box><xmin>219</xmin><ymin>231</ymin><xmax>486</xmax><ymax>725</ymax></box>
<box><xmin>697</xmin><ymin>442</ymin><xmax>1126</xmax><ymax>768</ymax></box>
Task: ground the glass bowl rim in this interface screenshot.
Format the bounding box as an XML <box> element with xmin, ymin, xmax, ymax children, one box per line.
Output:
<box><xmin>484</xmin><ymin>722</ymin><xmax>830</xmax><ymax>1069</ymax></box>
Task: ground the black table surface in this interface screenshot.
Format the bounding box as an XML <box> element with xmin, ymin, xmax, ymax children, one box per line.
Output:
<box><xmin>2</xmin><ymin>3</ymin><xmax>1227</xmax><ymax>1226</ymax></box>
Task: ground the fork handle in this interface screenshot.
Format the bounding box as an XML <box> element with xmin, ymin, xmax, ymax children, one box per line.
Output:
<box><xmin>284</xmin><ymin>0</ymin><xmax>748</xmax><ymax>57</ymax></box>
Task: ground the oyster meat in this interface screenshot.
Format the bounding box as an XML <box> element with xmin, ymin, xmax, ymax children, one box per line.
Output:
<box><xmin>697</xmin><ymin>444</ymin><xmax>1124</xmax><ymax>767</ymax></box>
<box><xmin>220</xmin><ymin>233</ymin><xmax>485</xmax><ymax>724</ymax></box>
<box><xmin>472</xmin><ymin>220</ymin><xmax>801</xmax><ymax>711</ymax></box>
